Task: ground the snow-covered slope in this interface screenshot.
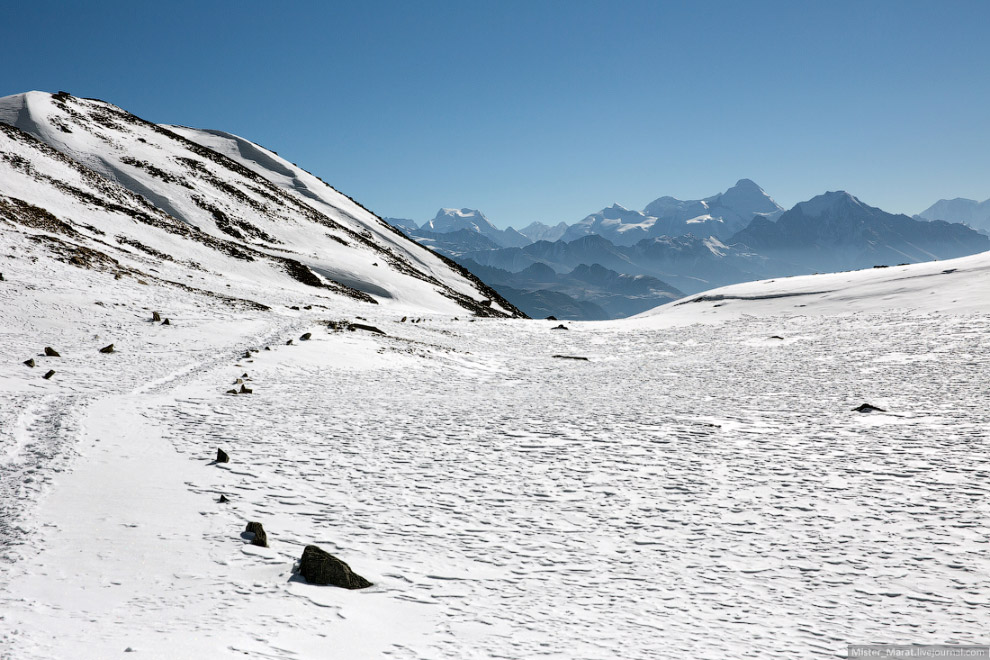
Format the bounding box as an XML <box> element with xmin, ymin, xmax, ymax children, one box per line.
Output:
<box><xmin>3</xmin><ymin>234</ymin><xmax>988</xmax><ymax>658</ymax></box>
<box><xmin>0</xmin><ymin>91</ymin><xmax>522</xmax><ymax>317</ymax></box>
<box><xmin>631</xmin><ymin>248</ymin><xmax>990</xmax><ymax>325</ymax></box>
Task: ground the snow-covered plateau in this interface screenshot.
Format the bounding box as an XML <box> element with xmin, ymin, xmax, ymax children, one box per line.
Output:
<box><xmin>1</xmin><ymin>92</ymin><xmax>989</xmax><ymax>659</ymax></box>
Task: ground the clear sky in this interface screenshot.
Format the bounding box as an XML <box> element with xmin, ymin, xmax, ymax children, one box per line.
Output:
<box><xmin>2</xmin><ymin>0</ymin><xmax>988</xmax><ymax>228</ymax></box>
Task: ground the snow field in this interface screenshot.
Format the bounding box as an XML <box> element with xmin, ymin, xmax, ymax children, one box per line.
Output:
<box><xmin>3</xmin><ymin>249</ymin><xmax>988</xmax><ymax>658</ymax></box>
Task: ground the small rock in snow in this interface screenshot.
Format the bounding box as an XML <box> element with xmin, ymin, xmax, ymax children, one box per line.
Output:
<box><xmin>44</xmin><ymin>346</ymin><xmax>60</xmax><ymax>357</ymax></box>
<box><xmin>245</xmin><ymin>522</ymin><xmax>268</xmax><ymax>547</ymax></box>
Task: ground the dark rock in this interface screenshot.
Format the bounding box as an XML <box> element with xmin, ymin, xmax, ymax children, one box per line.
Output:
<box><xmin>304</xmin><ymin>305</ymin><xmax>312</xmax><ymax>310</ymax></box>
<box><xmin>852</xmin><ymin>403</ymin><xmax>886</xmax><ymax>413</ymax></box>
<box><xmin>242</xmin><ymin>351</ymin><xmax>252</xmax><ymax>358</ymax></box>
<box><xmin>226</xmin><ymin>388</ymin><xmax>238</xmax><ymax>395</ymax></box>
<box><xmin>152</xmin><ymin>311</ymin><xmax>161</xmax><ymax>322</ymax></box>
<box><xmin>0</xmin><ymin>273</ymin><xmax>4</xmax><ymax>281</ymax></box>
<box><xmin>218</xmin><ymin>494</ymin><xmax>229</xmax><ymax>503</ymax></box>
<box><xmin>400</xmin><ymin>316</ymin><xmax>407</xmax><ymax>322</ymax></box>
<box><xmin>551</xmin><ymin>324</ymin><xmax>569</xmax><ymax>331</ymax></box>
<box><xmin>44</xmin><ymin>347</ymin><xmax>60</xmax><ymax>357</ymax></box>
<box><xmin>245</xmin><ymin>521</ymin><xmax>268</xmax><ymax>547</ymax></box>
<box><xmin>300</xmin><ymin>332</ymin><xmax>312</xmax><ymax>341</ymax></box>
<box><xmin>347</xmin><ymin>323</ymin><xmax>386</xmax><ymax>335</ymax></box>
<box><xmin>43</xmin><ymin>369</ymin><xmax>56</xmax><ymax>380</ymax></box>
<box><xmin>264</xmin><ymin>346</ymin><xmax>271</xmax><ymax>351</ymax></box>
<box><xmin>240</xmin><ymin>384</ymin><xmax>253</xmax><ymax>394</ymax></box>
<box><xmin>769</xmin><ymin>335</ymin><xmax>784</xmax><ymax>340</ymax></box>
<box><xmin>546</xmin><ymin>315</ymin><xmax>558</xmax><ymax>321</ymax></box>
<box><xmin>24</xmin><ymin>358</ymin><xmax>35</xmax><ymax>368</ymax></box>
<box><xmin>479</xmin><ymin>299</ymin><xmax>492</xmax><ymax>307</ymax></box>
<box><xmin>216</xmin><ymin>448</ymin><xmax>229</xmax><ymax>463</ymax></box>
<box><xmin>297</xmin><ymin>545</ymin><xmax>372</xmax><ymax>589</ymax></box>
<box><xmin>286</xmin><ymin>339</ymin><xmax>293</xmax><ymax>345</ymax></box>
<box><xmin>289</xmin><ymin>306</ymin><xmax>300</xmax><ymax>310</ymax></box>
<box><xmin>99</xmin><ymin>344</ymin><xmax>115</xmax><ymax>353</ymax></box>
<box><xmin>552</xmin><ymin>355</ymin><xmax>589</xmax><ymax>361</ymax></box>
<box><xmin>242</xmin><ymin>373</ymin><xmax>249</xmax><ymax>378</ymax></box>
<box><xmin>161</xmin><ymin>319</ymin><xmax>170</xmax><ymax>326</ymax></box>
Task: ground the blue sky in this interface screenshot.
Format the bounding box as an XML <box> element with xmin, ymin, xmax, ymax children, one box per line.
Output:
<box><xmin>2</xmin><ymin>0</ymin><xmax>988</xmax><ymax>228</ymax></box>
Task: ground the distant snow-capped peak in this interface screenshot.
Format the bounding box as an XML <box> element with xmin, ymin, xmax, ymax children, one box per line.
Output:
<box><xmin>425</xmin><ymin>208</ymin><xmax>498</xmax><ymax>233</ymax></box>
<box><xmin>794</xmin><ymin>191</ymin><xmax>867</xmax><ymax>217</ymax></box>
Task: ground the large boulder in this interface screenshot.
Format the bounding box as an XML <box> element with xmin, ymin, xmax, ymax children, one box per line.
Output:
<box><xmin>297</xmin><ymin>545</ymin><xmax>372</xmax><ymax>589</ymax></box>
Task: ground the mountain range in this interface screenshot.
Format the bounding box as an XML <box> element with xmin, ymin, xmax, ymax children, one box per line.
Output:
<box><xmin>387</xmin><ymin>185</ymin><xmax>988</xmax><ymax>319</ymax></box>
<box><xmin>560</xmin><ymin>178</ymin><xmax>784</xmax><ymax>245</ymax></box>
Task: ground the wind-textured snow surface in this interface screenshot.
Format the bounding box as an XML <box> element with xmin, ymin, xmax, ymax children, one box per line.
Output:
<box><xmin>2</xmin><ymin>233</ymin><xmax>989</xmax><ymax>658</ymax></box>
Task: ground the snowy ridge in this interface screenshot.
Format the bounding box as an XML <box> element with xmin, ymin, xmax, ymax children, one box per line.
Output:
<box><xmin>631</xmin><ymin>248</ymin><xmax>990</xmax><ymax>324</ymax></box>
<box><xmin>0</xmin><ymin>91</ymin><xmax>522</xmax><ymax>317</ymax></box>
